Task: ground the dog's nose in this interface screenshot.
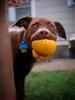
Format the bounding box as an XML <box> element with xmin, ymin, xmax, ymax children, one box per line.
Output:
<box><xmin>40</xmin><ymin>31</ymin><xmax>48</xmax><ymax>35</ymax></box>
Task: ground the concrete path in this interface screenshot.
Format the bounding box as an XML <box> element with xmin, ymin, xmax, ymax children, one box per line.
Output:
<box><xmin>32</xmin><ymin>59</ymin><xmax>75</xmax><ymax>72</ymax></box>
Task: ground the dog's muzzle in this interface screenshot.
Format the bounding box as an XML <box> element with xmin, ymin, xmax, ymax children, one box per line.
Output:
<box><xmin>30</xmin><ymin>28</ymin><xmax>56</xmax><ymax>42</ymax></box>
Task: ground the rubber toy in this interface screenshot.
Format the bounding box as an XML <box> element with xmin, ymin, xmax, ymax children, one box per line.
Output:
<box><xmin>32</xmin><ymin>39</ymin><xmax>56</xmax><ymax>60</ymax></box>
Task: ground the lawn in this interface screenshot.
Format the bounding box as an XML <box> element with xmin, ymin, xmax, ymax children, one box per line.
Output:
<box><xmin>25</xmin><ymin>71</ymin><xmax>75</xmax><ymax>100</ymax></box>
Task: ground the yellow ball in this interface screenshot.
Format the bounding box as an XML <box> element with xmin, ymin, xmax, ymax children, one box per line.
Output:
<box><xmin>32</xmin><ymin>49</ymin><xmax>49</xmax><ymax>60</ymax></box>
<box><xmin>32</xmin><ymin>39</ymin><xmax>56</xmax><ymax>60</ymax></box>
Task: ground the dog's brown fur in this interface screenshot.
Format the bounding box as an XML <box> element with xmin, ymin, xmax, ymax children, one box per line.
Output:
<box><xmin>10</xmin><ymin>17</ymin><xmax>66</xmax><ymax>100</ymax></box>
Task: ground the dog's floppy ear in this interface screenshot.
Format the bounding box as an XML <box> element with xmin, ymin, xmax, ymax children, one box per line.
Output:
<box><xmin>14</xmin><ymin>16</ymin><xmax>32</xmax><ymax>29</ymax></box>
<box><xmin>55</xmin><ymin>21</ymin><xmax>66</xmax><ymax>39</ymax></box>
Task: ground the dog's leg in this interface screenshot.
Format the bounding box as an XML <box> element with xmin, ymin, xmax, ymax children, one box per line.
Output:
<box><xmin>15</xmin><ymin>77</ymin><xmax>25</xmax><ymax>100</ymax></box>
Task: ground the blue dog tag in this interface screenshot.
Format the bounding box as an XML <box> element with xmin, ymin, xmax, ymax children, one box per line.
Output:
<box><xmin>19</xmin><ymin>41</ymin><xmax>28</xmax><ymax>53</ymax></box>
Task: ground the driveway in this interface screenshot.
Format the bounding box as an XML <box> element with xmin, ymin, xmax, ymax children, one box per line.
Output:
<box><xmin>32</xmin><ymin>59</ymin><xmax>75</xmax><ymax>72</ymax></box>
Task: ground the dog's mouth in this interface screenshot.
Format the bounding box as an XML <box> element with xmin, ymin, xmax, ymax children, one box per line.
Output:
<box><xmin>30</xmin><ymin>32</ymin><xmax>56</xmax><ymax>43</ymax></box>
<box><xmin>31</xmin><ymin>35</ymin><xmax>52</xmax><ymax>42</ymax></box>
<box><xmin>29</xmin><ymin>29</ymin><xmax>56</xmax><ymax>60</ymax></box>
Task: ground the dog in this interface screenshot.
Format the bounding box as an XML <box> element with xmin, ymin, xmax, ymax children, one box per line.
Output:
<box><xmin>10</xmin><ymin>17</ymin><xmax>66</xmax><ymax>100</ymax></box>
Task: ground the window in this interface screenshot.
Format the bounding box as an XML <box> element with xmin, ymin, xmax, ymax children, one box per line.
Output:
<box><xmin>16</xmin><ymin>2</ymin><xmax>31</xmax><ymax>19</ymax></box>
<box><xmin>72</xmin><ymin>0</ymin><xmax>75</xmax><ymax>4</ymax></box>
<box><xmin>7</xmin><ymin>0</ymin><xmax>36</xmax><ymax>22</ymax></box>
<box><xmin>67</xmin><ymin>0</ymin><xmax>75</xmax><ymax>6</ymax></box>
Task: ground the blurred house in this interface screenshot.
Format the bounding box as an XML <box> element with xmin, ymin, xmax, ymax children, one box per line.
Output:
<box><xmin>7</xmin><ymin>0</ymin><xmax>75</xmax><ymax>58</ymax></box>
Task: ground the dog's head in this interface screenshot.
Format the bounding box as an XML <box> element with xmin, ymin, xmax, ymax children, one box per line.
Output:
<box><xmin>14</xmin><ymin>16</ymin><xmax>66</xmax><ymax>46</ymax></box>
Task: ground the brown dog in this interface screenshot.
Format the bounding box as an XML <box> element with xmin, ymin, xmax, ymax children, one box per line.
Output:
<box><xmin>10</xmin><ymin>17</ymin><xmax>66</xmax><ymax>100</ymax></box>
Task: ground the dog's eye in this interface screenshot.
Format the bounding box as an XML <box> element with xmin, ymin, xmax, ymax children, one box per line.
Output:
<box><xmin>32</xmin><ymin>22</ymin><xmax>40</xmax><ymax>28</ymax></box>
<box><xmin>48</xmin><ymin>24</ymin><xmax>55</xmax><ymax>30</ymax></box>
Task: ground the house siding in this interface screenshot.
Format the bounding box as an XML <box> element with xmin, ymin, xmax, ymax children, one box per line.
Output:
<box><xmin>35</xmin><ymin>0</ymin><xmax>75</xmax><ymax>40</ymax></box>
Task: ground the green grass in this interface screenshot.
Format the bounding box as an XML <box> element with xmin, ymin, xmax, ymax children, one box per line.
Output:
<box><xmin>25</xmin><ymin>71</ymin><xmax>75</xmax><ymax>100</ymax></box>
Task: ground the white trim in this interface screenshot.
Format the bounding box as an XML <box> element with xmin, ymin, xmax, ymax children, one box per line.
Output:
<box><xmin>8</xmin><ymin>7</ymin><xmax>16</xmax><ymax>22</ymax></box>
<box><xmin>31</xmin><ymin>0</ymin><xmax>36</xmax><ymax>17</ymax></box>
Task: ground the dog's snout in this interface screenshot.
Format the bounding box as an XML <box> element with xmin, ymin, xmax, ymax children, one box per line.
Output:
<box><xmin>40</xmin><ymin>31</ymin><xmax>48</xmax><ymax>35</ymax></box>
